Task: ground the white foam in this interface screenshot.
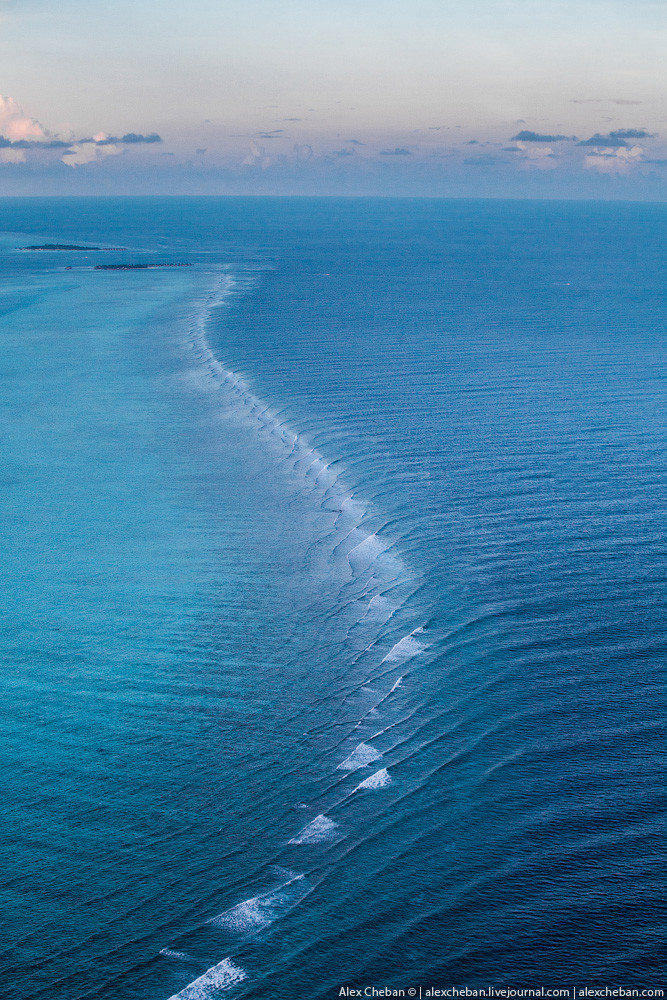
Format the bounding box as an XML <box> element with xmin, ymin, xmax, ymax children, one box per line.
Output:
<box><xmin>355</xmin><ymin>768</ymin><xmax>391</xmax><ymax>791</ymax></box>
<box><xmin>361</xmin><ymin>594</ymin><xmax>395</xmax><ymax>623</ymax></box>
<box><xmin>348</xmin><ymin>533</ymin><xmax>388</xmax><ymax>575</ymax></box>
<box><xmin>338</xmin><ymin>496</ymin><xmax>358</xmax><ymax>519</ymax></box>
<box><xmin>208</xmin><ymin>874</ymin><xmax>307</xmax><ymax>933</ymax></box>
<box><xmin>288</xmin><ymin>814</ymin><xmax>339</xmax><ymax>845</ymax></box>
<box><xmin>381</xmin><ymin>630</ymin><xmax>426</xmax><ymax>664</ymax></box>
<box><xmin>336</xmin><ymin>742</ymin><xmax>382</xmax><ymax>771</ymax></box>
<box><xmin>351</xmin><ymin>675</ymin><xmax>403</xmax><ymax>731</ymax></box>
<box><xmin>272</xmin><ymin>864</ymin><xmax>300</xmax><ymax>877</ymax></box>
<box><xmin>160</xmin><ymin>949</ymin><xmax>191</xmax><ymax>961</ymax></box>
<box><xmin>167</xmin><ymin>957</ymin><xmax>246</xmax><ymax>999</ymax></box>
<box><xmin>209</xmin><ymin>896</ymin><xmax>276</xmax><ymax>933</ymax></box>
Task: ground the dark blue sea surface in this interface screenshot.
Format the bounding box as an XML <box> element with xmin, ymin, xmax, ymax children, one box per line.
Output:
<box><xmin>0</xmin><ymin>198</ymin><xmax>665</xmax><ymax>999</ymax></box>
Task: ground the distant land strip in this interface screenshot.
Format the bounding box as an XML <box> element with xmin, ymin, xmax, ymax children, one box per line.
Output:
<box><xmin>94</xmin><ymin>263</ymin><xmax>192</xmax><ymax>270</ymax></box>
<box><xmin>20</xmin><ymin>244</ymin><xmax>127</xmax><ymax>251</ymax></box>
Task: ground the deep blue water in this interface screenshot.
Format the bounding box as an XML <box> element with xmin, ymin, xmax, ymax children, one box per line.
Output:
<box><xmin>0</xmin><ymin>198</ymin><xmax>665</xmax><ymax>999</ymax></box>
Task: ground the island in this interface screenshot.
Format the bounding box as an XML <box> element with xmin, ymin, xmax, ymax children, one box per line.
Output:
<box><xmin>94</xmin><ymin>263</ymin><xmax>192</xmax><ymax>270</ymax></box>
<box><xmin>21</xmin><ymin>244</ymin><xmax>126</xmax><ymax>251</ymax></box>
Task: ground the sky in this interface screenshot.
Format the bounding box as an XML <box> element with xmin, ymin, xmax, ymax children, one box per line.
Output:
<box><xmin>0</xmin><ymin>0</ymin><xmax>665</xmax><ymax>197</ymax></box>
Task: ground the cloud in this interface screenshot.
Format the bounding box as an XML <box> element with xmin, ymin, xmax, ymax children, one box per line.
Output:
<box><xmin>62</xmin><ymin>143</ymin><xmax>121</xmax><ymax>167</ymax></box>
<box><xmin>570</xmin><ymin>99</ymin><xmax>642</xmax><ymax>105</ymax></box>
<box><xmin>242</xmin><ymin>141</ymin><xmax>263</xmax><ymax>166</ymax></box>
<box><xmin>345</xmin><ymin>139</ymin><xmax>365</xmax><ymax>145</ymax></box>
<box><xmin>511</xmin><ymin>141</ymin><xmax>559</xmax><ymax>170</ymax></box>
<box><xmin>0</xmin><ymin>130</ymin><xmax>161</xmax><ymax>152</ymax></box>
<box><xmin>0</xmin><ymin>96</ymin><xmax>162</xmax><ymax>167</ymax></box>
<box><xmin>379</xmin><ymin>147</ymin><xmax>411</xmax><ymax>155</ymax></box>
<box><xmin>577</xmin><ymin>129</ymin><xmax>655</xmax><ymax>149</ymax></box>
<box><xmin>0</xmin><ymin>135</ymin><xmax>70</xmax><ymax>149</ymax></box>
<box><xmin>584</xmin><ymin>144</ymin><xmax>644</xmax><ymax>174</ymax></box>
<box><xmin>241</xmin><ymin>140</ymin><xmax>313</xmax><ymax>171</ymax></box>
<box><xmin>512</xmin><ymin>130</ymin><xmax>575</xmax><ymax>142</ymax></box>
<box><xmin>242</xmin><ymin>141</ymin><xmax>274</xmax><ymax>169</ymax></box>
<box><xmin>94</xmin><ymin>132</ymin><xmax>161</xmax><ymax>145</ymax></box>
<box><xmin>464</xmin><ymin>154</ymin><xmax>498</xmax><ymax>167</ymax></box>
<box><xmin>608</xmin><ymin>128</ymin><xmax>655</xmax><ymax>140</ymax></box>
<box><xmin>0</xmin><ymin>95</ymin><xmax>44</xmax><ymax>142</ymax></box>
<box><xmin>577</xmin><ymin>133</ymin><xmax>628</xmax><ymax>147</ymax></box>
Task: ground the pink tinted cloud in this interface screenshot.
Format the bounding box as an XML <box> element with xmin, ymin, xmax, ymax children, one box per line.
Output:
<box><xmin>0</xmin><ymin>96</ymin><xmax>44</xmax><ymax>141</ymax></box>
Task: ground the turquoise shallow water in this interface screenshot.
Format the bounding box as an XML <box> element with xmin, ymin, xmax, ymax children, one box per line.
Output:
<box><xmin>0</xmin><ymin>198</ymin><xmax>666</xmax><ymax>999</ymax></box>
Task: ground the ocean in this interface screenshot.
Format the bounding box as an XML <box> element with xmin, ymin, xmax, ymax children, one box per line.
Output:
<box><xmin>0</xmin><ymin>197</ymin><xmax>665</xmax><ymax>999</ymax></box>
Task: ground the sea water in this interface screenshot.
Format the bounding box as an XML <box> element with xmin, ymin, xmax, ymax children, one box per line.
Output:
<box><xmin>0</xmin><ymin>198</ymin><xmax>665</xmax><ymax>999</ymax></box>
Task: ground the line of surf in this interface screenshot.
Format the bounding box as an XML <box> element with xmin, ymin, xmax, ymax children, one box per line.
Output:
<box><xmin>185</xmin><ymin>269</ymin><xmax>415</xmax><ymax>620</ymax></box>
<box><xmin>161</xmin><ymin>266</ymin><xmax>431</xmax><ymax>999</ymax></box>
